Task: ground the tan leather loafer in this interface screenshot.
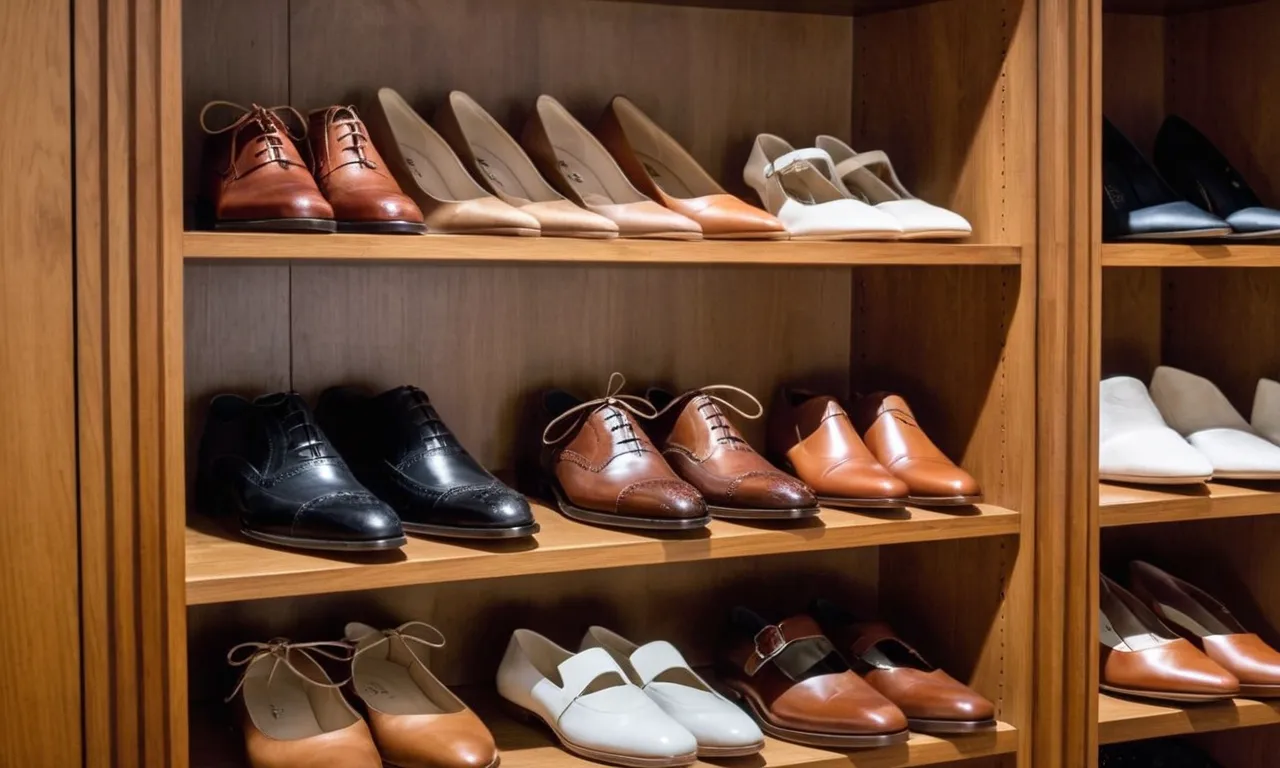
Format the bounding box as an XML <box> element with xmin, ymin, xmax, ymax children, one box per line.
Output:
<box><xmin>228</xmin><ymin>638</ymin><xmax>382</xmax><ymax>768</ymax></box>
<box><xmin>348</xmin><ymin>622</ymin><xmax>499</xmax><ymax>768</ymax></box>
<box><xmin>853</xmin><ymin>392</ymin><xmax>982</xmax><ymax>506</ymax></box>
<box><xmin>597</xmin><ymin>96</ymin><xmax>787</xmax><ymax>240</ymax></box>
<box><xmin>1130</xmin><ymin>561</ymin><xmax>1280</xmax><ymax>698</ymax></box>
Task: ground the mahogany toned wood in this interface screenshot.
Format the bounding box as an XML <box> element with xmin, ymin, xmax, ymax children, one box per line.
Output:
<box><xmin>1100</xmin><ymin>482</ymin><xmax>1280</xmax><ymax>526</ymax></box>
<box><xmin>1104</xmin><ymin>243</ymin><xmax>1280</xmax><ymax>267</ymax></box>
<box><xmin>1100</xmin><ymin>13</ymin><xmax>1165</xmax><ymax>152</ymax></box>
<box><xmin>184</xmin><ymin>232</ymin><xmax>1022</xmax><ymax>266</ymax></box>
<box><xmin>76</xmin><ymin>0</ymin><xmax>188</xmax><ymax>766</ymax></box>
<box><xmin>0</xmin><ymin>1</ymin><xmax>80</xmax><ymax>766</ymax></box>
<box><xmin>1098</xmin><ymin>694</ymin><xmax>1280</xmax><ymax>744</ymax></box>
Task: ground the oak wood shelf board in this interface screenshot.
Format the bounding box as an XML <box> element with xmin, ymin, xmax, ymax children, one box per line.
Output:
<box><xmin>1102</xmin><ymin>242</ymin><xmax>1280</xmax><ymax>267</ymax></box>
<box><xmin>187</xmin><ymin>500</ymin><xmax>1020</xmax><ymax>605</ymax></box>
<box><xmin>1098</xmin><ymin>694</ymin><xmax>1280</xmax><ymax>744</ymax></box>
<box><xmin>183</xmin><ymin>232</ymin><xmax>1022</xmax><ymax>267</ymax></box>
<box><xmin>1099</xmin><ymin>482</ymin><xmax>1280</xmax><ymax>527</ymax></box>
<box><xmin>587</xmin><ymin>0</ymin><xmax>948</xmax><ymax>16</ymax></box>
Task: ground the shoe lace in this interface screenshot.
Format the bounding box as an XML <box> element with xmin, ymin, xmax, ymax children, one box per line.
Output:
<box><xmin>224</xmin><ymin>638</ymin><xmax>353</xmax><ymax>703</ymax></box>
<box><xmin>278</xmin><ymin>399</ymin><xmax>328</xmax><ymax>459</ymax></box>
<box><xmin>350</xmin><ymin>621</ymin><xmax>446</xmax><ymax>675</ymax></box>
<box><xmin>651</xmin><ymin>385</ymin><xmax>764</xmax><ymax>446</ymax></box>
<box><xmin>200</xmin><ymin>100</ymin><xmax>308</xmax><ymax>178</ymax></box>
<box><xmin>542</xmin><ymin>372</ymin><xmax>658</xmax><ymax>455</ymax></box>
<box><xmin>329</xmin><ymin>106</ymin><xmax>377</xmax><ymax>171</ymax></box>
<box><xmin>401</xmin><ymin>389</ymin><xmax>458</xmax><ymax>450</ymax></box>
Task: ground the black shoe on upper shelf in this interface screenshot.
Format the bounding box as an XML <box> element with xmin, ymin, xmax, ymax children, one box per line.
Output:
<box><xmin>196</xmin><ymin>392</ymin><xmax>406</xmax><ymax>552</ymax></box>
<box><xmin>1102</xmin><ymin>117</ymin><xmax>1232</xmax><ymax>241</ymax></box>
<box><xmin>316</xmin><ymin>385</ymin><xmax>539</xmax><ymax>540</ymax></box>
<box><xmin>1154</xmin><ymin>114</ymin><xmax>1280</xmax><ymax>239</ymax></box>
<box><xmin>1099</xmin><ymin>738</ymin><xmax>1221</xmax><ymax>767</ymax></box>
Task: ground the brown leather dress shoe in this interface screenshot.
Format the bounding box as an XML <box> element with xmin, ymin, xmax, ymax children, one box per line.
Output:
<box><xmin>1099</xmin><ymin>576</ymin><xmax>1239</xmax><ymax>702</ymax></box>
<box><xmin>306</xmin><ymin>106</ymin><xmax>425</xmax><ymax>234</ymax></box>
<box><xmin>597</xmin><ymin>97</ymin><xmax>788</xmax><ymax>240</ymax></box>
<box><xmin>645</xmin><ymin>386</ymin><xmax>817</xmax><ymax>520</ymax></box>
<box><xmin>541</xmin><ymin>376</ymin><xmax>709</xmax><ymax>531</ymax></box>
<box><xmin>767</xmin><ymin>389</ymin><xmax>908</xmax><ymax>509</ymax></box>
<box><xmin>811</xmin><ymin>600</ymin><xmax>996</xmax><ymax>734</ymax></box>
<box><xmin>228</xmin><ymin>638</ymin><xmax>382</xmax><ymax>768</ymax></box>
<box><xmin>347</xmin><ymin>622</ymin><xmax>499</xmax><ymax>768</ymax></box>
<box><xmin>852</xmin><ymin>393</ymin><xmax>982</xmax><ymax>506</ymax></box>
<box><xmin>1130</xmin><ymin>561</ymin><xmax>1280</xmax><ymax>698</ymax></box>
<box><xmin>718</xmin><ymin>609</ymin><xmax>908</xmax><ymax>748</ymax></box>
<box><xmin>199</xmin><ymin>102</ymin><xmax>335</xmax><ymax>232</ymax></box>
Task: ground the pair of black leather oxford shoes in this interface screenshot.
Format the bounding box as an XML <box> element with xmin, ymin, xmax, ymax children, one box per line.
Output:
<box><xmin>196</xmin><ymin>386</ymin><xmax>537</xmax><ymax>552</ymax></box>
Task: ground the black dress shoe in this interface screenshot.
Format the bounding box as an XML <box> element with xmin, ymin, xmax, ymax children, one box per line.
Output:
<box><xmin>1103</xmin><ymin>118</ymin><xmax>1231</xmax><ymax>241</ymax></box>
<box><xmin>316</xmin><ymin>386</ymin><xmax>538</xmax><ymax>539</ymax></box>
<box><xmin>1155</xmin><ymin>115</ymin><xmax>1280</xmax><ymax>239</ymax></box>
<box><xmin>196</xmin><ymin>392</ymin><xmax>406</xmax><ymax>551</ymax></box>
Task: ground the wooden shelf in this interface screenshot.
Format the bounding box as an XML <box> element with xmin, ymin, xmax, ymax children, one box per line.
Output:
<box><xmin>192</xmin><ymin>689</ymin><xmax>1018</xmax><ymax>768</ymax></box>
<box><xmin>186</xmin><ymin>499</ymin><xmax>1020</xmax><ymax>605</ymax></box>
<box><xmin>1102</xmin><ymin>242</ymin><xmax>1280</xmax><ymax>267</ymax></box>
<box><xmin>598</xmin><ymin>0</ymin><xmax>947</xmax><ymax>17</ymax></box>
<box><xmin>183</xmin><ymin>232</ymin><xmax>1021</xmax><ymax>268</ymax></box>
<box><xmin>1099</xmin><ymin>693</ymin><xmax>1280</xmax><ymax>744</ymax></box>
<box><xmin>1099</xmin><ymin>482</ymin><xmax>1280</xmax><ymax>527</ymax></box>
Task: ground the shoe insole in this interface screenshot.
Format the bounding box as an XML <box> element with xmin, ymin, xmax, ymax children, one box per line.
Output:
<box><xmin>1158</xmin><ymin>602</ymin><xmax>1233</xmax><ymax>638</ymax></box>
<box><xmin>357</xmin><ymin>658</ymin><xmax>444</xmax><ymax>716</ymax></box>
<box><xmin>635</xmin><ymin>151</ymin><xmax>698</xmax><ymax>200</ymax></box>
<box><xmin>245</xmin><ymin>674</ymin><xmax>326</xmax><ymax>741</ymax></box>
<box><xmin>471</xmin><ymin>144</ymin><xmax>536</xmax><ymax>206</ymax></box>
<box><xmin>1099</xmin><ymin>608</ymin><xmax>1167</xmax><ymax>652</ymax></box>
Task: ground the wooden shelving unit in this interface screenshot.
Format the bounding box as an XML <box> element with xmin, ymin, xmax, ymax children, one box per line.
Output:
<box><xmin>1098</xmin><ymin>694</ymin><xmax>1280</xmax><ymax>745</ymax></box>
<box><xmin>1102</xmin><ymin>243</ymin><xmax>1280</xmax><ymax>268</ymax></box>
<box><xmin>183</xmin><ymin>232</ymin><xmax>1021</xmax><ymax>267</ymax></box>
<box><xmin>1099</xmin><ymin>482</ymin><xmax>1280</xmax><ymax>527</ymax></box>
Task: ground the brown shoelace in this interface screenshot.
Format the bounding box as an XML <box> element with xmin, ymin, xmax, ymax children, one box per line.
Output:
<box><xmin>200</xmin><ymin>100</ymin><xmax>308</xmax><ymax>177</ymax></box>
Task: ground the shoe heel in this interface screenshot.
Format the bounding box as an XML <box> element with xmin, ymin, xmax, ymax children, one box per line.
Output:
<box><xmin>502</xmin><ymin>700</ymin><xmax>544</xmax><ymax>728</ymax></box>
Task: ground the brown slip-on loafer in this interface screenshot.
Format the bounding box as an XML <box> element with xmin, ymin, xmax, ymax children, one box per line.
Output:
<box><xmin>767</xmin><ymin>389</ymin><xmax>908</xmax><ymax>509</ymax></box>
<box><xmin>810</xmin><ymin>599</ymin><xmax>996</xmax><ymax>734</ymax></box>
<box><xmin>434</xmin><ymin>91</ymin><xmax>619</xmax><ymax>239</ymax></box>
<box><xmin>228</xmin><ymin>638</ymin><xmax>383</xmax><ymax>768</ymax></box>
<box><xmin>540</xmin><ymin>376</ymin><xmax>708</xmax><ymax>531</ymax></box>
<box><xmin>347</xmin><ymin>622</ymin><xmax>500</xmax><ymax>768</ymax></box>
<box><xmin>199</xmin><ymin>102</ymin><xmax>336</xmax><ymax>232</ymax></box>
<box><xmin>597</xmin><ymin>96</ymin><xmax>787</xmax><ymax>240</ymax></box>
<box><xmin>1130</xmin><ymin>561</ymin><xmax>1280</xmax><ymax>698</ymax></box>
<box><xmin>1100</xmin><ymin>575</ymin><xmax>1239</xmax><ymax>702</ymax></box>
<box><xmin>522</xmin><ymin>95</ymin><xmax>702</xmax><ymax>240</ymax></box>
<box><xmin>644</xmin><ymin>386</ymin><xmax>816</xmax><ymax>520</ymax></box>
<box><xmin>365</xmin><ymin>88</ymin><xmax>540</xmax><ymax>236</ymax></box>
<box><xmin>853</xmin><ymin>392</ymin><xmax>982</xmax><ymax>506</ymax></box>
<box><xmin>307</xmin><ymin>106</ymin><xmax>425</xmax><ymax>234</ymax></box>
<box><xmin>718</xmin><ymin>609</ymin><xmax>908</xmax><ymax>748</ymax></box>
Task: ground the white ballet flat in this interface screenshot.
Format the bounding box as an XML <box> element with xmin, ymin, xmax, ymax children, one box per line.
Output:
<box><xmin>580</xmin><ymin>627</ymin><xmax>764</xmax><ymax>758</ymax></box>
<box><xmin>496</xmin><ymin>629</ymin><xmax>697</xmax><ymax>768</ymax></box>
<box><xmin>1149</xmin><ymin>366</ymin><xmax>1280</xmax><ymax>480</ymax></box>
<box><xmin>1099</xmin><ymin>376</ymin><xmax>1212</xmax><ymax>484</ymax></box>
<box><xmin>816</xmin><ymin>135</ymin><xmax>972</xmax><ymax>239</ymax></box>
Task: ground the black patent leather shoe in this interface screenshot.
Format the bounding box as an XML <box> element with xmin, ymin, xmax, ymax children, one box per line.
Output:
<box><xmin>1155</xmin><ymin>115</ymin><xmax>1280</xmax><ymax>239</ymax></box>
<box><xmin>196</xmin><ymin>393</ymin><xmax>406</xmax><ymax>551</ymax></box>
<box><xmin>316</xmin><ymin>385</ymin><xmax>538</xmax><ymax>539</ymax></box>
<box><xmin>1103</xmin><ymin>118</ymin><xmax>1231</xmax><ymax>241</ymax></box>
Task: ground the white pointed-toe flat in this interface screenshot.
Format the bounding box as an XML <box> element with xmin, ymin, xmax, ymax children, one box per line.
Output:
<box><xmin>496</xmin><ymin>629</ymin><xmax>698</xmax><ymax>768</ymax></box>
<box><xmin>1099</xmin><ymin>376</ymin><xmax>1213</xmax><ymax>484</ymax></box>
<box><xmin>743</xmin><ymin>135</ymin><xmax>903</xmax><ymax>240</ymax></box>
<box><xmin>1149</xmin><ymin>366</ymin><xmax>1280</xmax><ymax>480</ymax></box>
<box><xmin>1252</xmin><ymin>379</ymin><xmax>1280</xmax><ymax>446</ymax></box>
<box><xmin>815</xmin><ymin>136</ymin><xmax>972</xmax><ymax>239</ymax></box>
<box><xmin>580</xmin><ymin>627</ymin><xmax>764</xmax><ymax>758</ymax></box>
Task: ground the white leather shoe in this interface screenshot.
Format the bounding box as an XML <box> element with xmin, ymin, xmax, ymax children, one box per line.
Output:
<box><xmin>496</xmin><ymin>629</ymin><xmax>698</xmax><ymax>768</ymax></box>
<box><xmin>1149</xmin><ymin>366</ymin><xmax>1280</xmax><ymax>479</ymax></box>
<box><xmin>580</xmin><ymin>627</ymin><xmax>764</xmax><ymax>758</ymax></box>
<box><xmin>815</xmin><ymin>136</ymin><xmax>971</xmax><ymax>239</ymax></box>
<box><xmin>743</xmin><ymin>135</ymin><xmax>903</xmax><ymax>240</ymax></box>
<box><xmin>1099</xmin><ymin>376</ymin><xmax>1213</xmax><ymax>484</ymax></box>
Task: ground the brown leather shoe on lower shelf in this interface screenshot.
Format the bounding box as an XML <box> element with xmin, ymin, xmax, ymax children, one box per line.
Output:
<box><xmin>767</xmin><ymin>389</ymin><xmax>908</xmax><ymax>509</ymax></box>
<box><xmin>718</xmin><ymin>609</ymin><xmax>909</xmax><ymax>748</ymax></box>
<box><xmin>853</xmin><ymin>392</ymin><xmax>983</xmax><ymax>506</ymax></box>
<box><xmin>1129</xmin><ymin>560</ymin><xmax>1280</xmax><ymax>698</ymax></box>
<box><xmin>811</xmin><ymin>599</ymin><xmax>997</xmax><ymax>734</ymax></box>
<box><xmin>1099</xmin><ymin>575</ymin><xmax>1240</xmax><ymax>703</ymax></box>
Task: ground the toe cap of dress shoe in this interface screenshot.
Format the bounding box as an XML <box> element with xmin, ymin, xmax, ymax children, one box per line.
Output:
<box><xmin>617</xmin><ymin>479</ymin><xmax>707</xmax><ymax>520</ymax></box>
<box><xmin>816</xmin><ymin>463</ymin><xmax>909</xmax><ymax>501</ymax></box>
<box><xmin>298</xmin><ymin>493</ymin><xmax>403</xmax><ymax>542</ymax></box>
<box><xmin>438</xmin><ymin>484</ymin><xmax>535</xmax><ymax>529</ymax></box>
<box><xmin>895</xmin><ymin>460</ymin><xmax>982</xmax><ymax>499</ymax></box>
<box><xmin>732</xmin><ymin>472</ymin><xmax>818</xmax><ymax>510</ymax></box>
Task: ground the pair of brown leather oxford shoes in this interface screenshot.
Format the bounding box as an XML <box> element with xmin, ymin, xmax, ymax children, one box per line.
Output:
<box><xmin>718</xmin><ymin>600</ymin><xmax>996</xmax><ymax>749</ymax></box>
<box><xmin>199</xmin><ymin>101</ymin><xmax>425</xmax><ymax>234</ymax></box>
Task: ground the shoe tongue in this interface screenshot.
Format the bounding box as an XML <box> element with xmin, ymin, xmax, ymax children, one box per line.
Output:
<box><xmin>383</xmin><ymin>386</ymin><xmax>460</xmax><ymax>450</ymax></box>
<box><xmin>256</xmin><ymin>393</ymin><xmax>333</xmax><ymax>459</ymax></box>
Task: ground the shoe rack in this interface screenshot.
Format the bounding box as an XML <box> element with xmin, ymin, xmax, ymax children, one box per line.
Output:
<box><xmin>1083</xmin><ymin>0</ymin><xmax>1280</xmax><ymax>763</ymax></box>
<box><xmin>58</xmin><ymin>0</ymin><xmax>1065</xmax><ymax>768</ymax></box>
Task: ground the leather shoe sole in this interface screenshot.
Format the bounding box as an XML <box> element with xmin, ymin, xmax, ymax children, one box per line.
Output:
<box><xmin>214</xmin><ymin>217</ymin><xmax>337</xmax><ymax>233</ymax></box>
<box><xmin>402</xmin><ymin>520</ymin><xmax>540</xmax><ymax>539</ymax></box>
<box><xmin>242</xmin><ymin>528</ymin><xmax>406</xmax><ymax>552</ymax></box>
<box><xmin>551</xmin><ymin>484</ymin><xmax>710</xmax><ymax>531</ymax></box>
<box><xmin>816</xmin><ymin>495</ymin><xmax>908</xmax><ymax>510</ymax></box>
<box><xmin>907</xmin><ymin>717</ymin><xmax>998</xmax><ymax>735</ymax></box>
<box><xmin>1101</xmin><ymin>684</ymin><xmax>1236</xmax><ymax>703</ymax></box>
<box><xmin>337</xmin><ymin>219</ymin><xmax>427</xmax><ymax>234</ymax></box>
<box><xmin>696</xmin><ymin>742</ymin><xmax>766</xmax><ymax>758</ymax></box>
<box><xmin>707</xmin><ymin>504</ymin><xmax>821</xmax><ymax>521</ymax></box>
<box><xmin>906</xmin><ymin>494</ymin><xmax>984</xmax><ymax>507</ymax></box>
<box><xmin>728</xmin><ymin>688</ymin><xmax>909</xmax><ymax>748</ymax></box>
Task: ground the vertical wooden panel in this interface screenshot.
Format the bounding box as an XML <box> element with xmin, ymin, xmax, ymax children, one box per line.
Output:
<box><xmin>1100</xmin><ymin>267</ymin><xmax>1161</xmax><ymax>378</ymax></box>
<box><xmin>1100</xmin><ymin>13</ymin><xmax>1165</xmax><ymax>152</ymax></box>
<box><xmin>0</xmin><ymin>1</ymin><xmax>80</xmax><ymax>766</ymax></box>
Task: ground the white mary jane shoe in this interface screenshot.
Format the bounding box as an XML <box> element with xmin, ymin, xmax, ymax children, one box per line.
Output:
<box><xmin>496</xmin><ymin>629</ymin><xmax>698</xmax><ymax>768</ymax></box>
<box><xmin>744</xmin><ymin>135</ymin><xmax>903</xmax><ymax>240</ymax></box>
<box><xmin>580</xmin><ymin>626</ymin><xmax>764</xmax><ymax>758</ymax></box>
<box><xmin>1149</xmin><ymin>366</ymin><xmax>1280</xmax><ymax>480</ymax></box>
<box><xmin>816</xmin><ymin>135</ymin><xmax>972</xmax><ymax>239</ymax></box>
<box><xmin>1099</xmin><ymin>376</ymin><xmax>1213</xmax><ymax>484</ymax></box>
